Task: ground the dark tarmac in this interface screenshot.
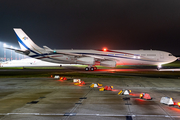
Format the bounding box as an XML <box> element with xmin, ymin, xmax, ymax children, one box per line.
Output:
<box><xmin>0</xmin><ymin>69</ymin><xmax>180</xmax><ymax>120</ymax></box>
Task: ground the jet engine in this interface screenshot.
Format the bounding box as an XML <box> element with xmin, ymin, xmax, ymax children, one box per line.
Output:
<box><xmin>100</xmin><ymin>60</ymin><xmax>116</xmax><ymax>67</ymax></box>
<box><xmin>76</xmin><ymin>57</ymin><xmax>95</xmax><ymax>65</ymax></box>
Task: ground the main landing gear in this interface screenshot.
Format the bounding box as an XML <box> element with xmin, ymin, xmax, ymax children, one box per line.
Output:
<box><xmin>157</xmin><ymin>65</ymin><xmax>162</xmax><ymax>71</ymax></box>
<box><xmin>85</xmin><ymin>67</ymin><xmax>97</xmax><ymax>71</ymax></box>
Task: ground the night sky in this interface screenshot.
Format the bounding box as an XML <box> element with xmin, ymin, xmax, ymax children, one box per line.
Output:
<box><xmin>0</xmin><ymin>0</ymin><xmax>180</xmax><ymax>55</ymax></box>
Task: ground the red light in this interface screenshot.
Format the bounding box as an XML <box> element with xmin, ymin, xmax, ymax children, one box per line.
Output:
<box><xmin>103</xmin><ymin>48</ymin><xmax>107</xmax><ymax>52</ymax></box>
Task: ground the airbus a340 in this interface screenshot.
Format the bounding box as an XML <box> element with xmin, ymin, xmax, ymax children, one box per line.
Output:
<box><xmin>7</xmin><ymin>28</ymin><xmax>177</xmax><ymax>71</ymax></box>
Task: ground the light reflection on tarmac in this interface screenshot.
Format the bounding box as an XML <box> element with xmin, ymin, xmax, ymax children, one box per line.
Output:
<box><xmin>0</xmin><ymin>67</ymin><xmax>180</xmax><ymax>119</ymax></box>
<box><xmin>0</xmin><ymin>66</ymin><xmax>180</xmax><ymax>72</ymax></box>
<box><xmin>95</xmin><ymin>69</ymin><xmax>155</xmax><ymax>72</ymax></box>
<box><xmin>90</xmin><ymin>68</ymin><xmax>180</xmax><ymax>72</ymax></box>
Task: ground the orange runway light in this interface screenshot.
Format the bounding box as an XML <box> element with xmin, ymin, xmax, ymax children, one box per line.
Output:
<box><xmin>178</xmin><ymin>102</ymin><xmax>180</xmax><ymax>107</ymax></box>
<box><xmin>140</xmin><ymin>94</ymin><xmax>143</xmax><ymax>98</ymax></box>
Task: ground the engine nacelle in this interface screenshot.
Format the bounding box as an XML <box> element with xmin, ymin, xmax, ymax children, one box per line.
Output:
<box><xmin>76</xmin><ymin>57</ymin><xmax>95</xmax><ymax>65</ymax></box>
<box><xmin>100</xmin><ymin>60</ymin><xmax>116</xmax><ymax>67</ymax></box>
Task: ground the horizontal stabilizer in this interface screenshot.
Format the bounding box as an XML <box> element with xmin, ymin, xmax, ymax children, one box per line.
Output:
<box><xmin>5</xmin><ymin>47</ymin><xmax>30</xmax><ymax>55</ymax></box>
<box><xmin>43</xmin><ymin>46</ymin><xmax>53</xmax><ymax>51</ymax></box>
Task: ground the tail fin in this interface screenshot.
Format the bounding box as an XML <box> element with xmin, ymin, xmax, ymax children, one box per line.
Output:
<box><xmin>13</xmin><ymin>28</ymin><xmax>42</xmax><ymax>53</ymax></box>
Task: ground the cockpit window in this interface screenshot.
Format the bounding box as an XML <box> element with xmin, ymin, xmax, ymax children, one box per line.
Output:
<box><xmin>169</xmin><ymin>54</ymin><xmax>173</xmax><ymax>56</ymax></box>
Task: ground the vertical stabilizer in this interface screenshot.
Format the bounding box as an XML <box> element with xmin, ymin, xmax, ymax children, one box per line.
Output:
<box><xmin>13</xmin><ymin>28</ymin><xmax>42</xmax><ymax>54</ymax></box>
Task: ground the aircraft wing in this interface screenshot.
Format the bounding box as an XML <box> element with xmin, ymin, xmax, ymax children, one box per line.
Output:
<box><xmin>53</xmin><ymin>51</ymin><xmax>83</xmax><ymax>57</ymax></box>
<box><xmin>55</xmin><ymin>51</ymin><xmax>114</xmax><ymax>61</ymax></box>
<box><xmin>45</xmin><ymin>48</ymin><xmax>111</xmax><ymax>61</ymax></box>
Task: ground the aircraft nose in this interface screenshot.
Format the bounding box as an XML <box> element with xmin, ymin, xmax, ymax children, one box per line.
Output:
<box><xmin>173</xmin><ymin>56</ymin><xmax>178</xmax><ymax>61</ymax></box>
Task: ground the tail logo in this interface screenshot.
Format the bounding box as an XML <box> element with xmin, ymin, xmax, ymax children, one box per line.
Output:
<box><xmin>22</xmin><ymin>37</ymin><xmax>28</xmax><ymax>40</ymax></box>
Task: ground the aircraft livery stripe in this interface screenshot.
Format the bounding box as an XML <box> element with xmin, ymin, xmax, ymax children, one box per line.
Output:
<box><xmin>74</xmin><ymin>53</ymin><xmax>159</xmax><ymax>62</ymax></box>
<box><xmin>29</xmin><ymin>52</ymin><xmax>162</xmax><ymax>63</ymax></box>
<box><xmin>15</xmin><ymin>34</ymin><xmax>40</xmax><ymax>55</ymax></box>
<box><xmin>15</xmin><ymin>33</ymin><xmax>62</xmax><ymax>62</ymax></box>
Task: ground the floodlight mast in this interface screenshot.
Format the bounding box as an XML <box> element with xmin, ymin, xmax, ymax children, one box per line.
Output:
<box><xmin>15</xmin><ymin>48</ymin><xmax>17</xmax><ymax>60</ymax></box>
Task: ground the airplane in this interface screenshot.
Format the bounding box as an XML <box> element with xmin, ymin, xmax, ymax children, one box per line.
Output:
<box><xmin>7</xmin><ymin>28</ymin><xmax>177</xmax><ymax>71</ymax></box>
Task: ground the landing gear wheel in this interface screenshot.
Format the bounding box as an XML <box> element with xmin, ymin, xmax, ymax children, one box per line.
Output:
<box><xmin>157</xmin><ymin>67</ymin><xmax>160</xmax><ymax>71</ymax></box>
<box><xmin>90</xmin><ymin>67</ymin><xmax>94</xmax><ymax>71</ymax></box>
<box><xmin>85</xmin><ymin>67</ymin><xmax>89</xmax><ymax>71</ymax></box>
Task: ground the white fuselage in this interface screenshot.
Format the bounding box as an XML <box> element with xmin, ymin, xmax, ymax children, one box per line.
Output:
<box><xmin>13</xmin><ymin>28</ymin><xmax>177</xmax><ymax>68</ymax></box>
<box><xmin>28</xmin><ymin>49</ymin><xmax>177</xmax><ymax>66</ymax></box>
